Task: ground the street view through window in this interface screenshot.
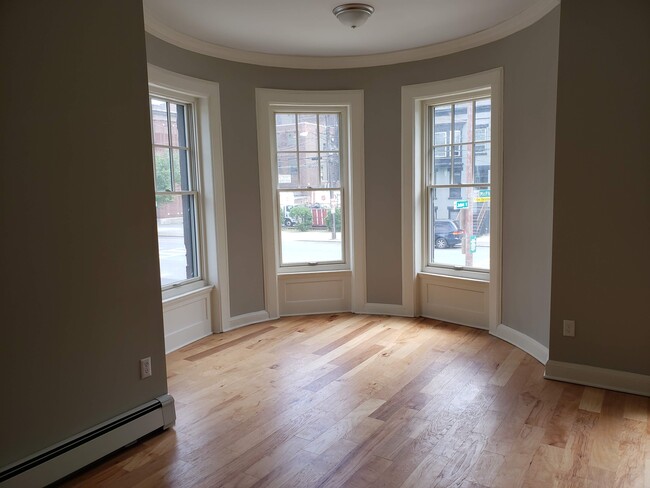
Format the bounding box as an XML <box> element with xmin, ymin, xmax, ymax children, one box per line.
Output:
<box><xmin>150</xmin><ymin>96</ymin><xmax>200</xmax><ymax>287</ymax></box>
<box><xmin>428</xmin><ymin>98</ymin><xmax>491</xmax><ymax>271</ymax></box>
<box><xmin>275</xmin><ymin>112</ymin><xmax>344</xmax><ymax>266</ymax></box>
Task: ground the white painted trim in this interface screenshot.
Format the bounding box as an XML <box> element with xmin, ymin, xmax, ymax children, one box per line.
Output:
<box><xmin>255</xmin><ymin>89</ymin><xmax>365</xmax><ymax>320</ymax></box>
<box><xmin>143</xmin><ymin>0</ymin><xmax>560</xmax><ymax>69</ymax></box>
<box><xmin>420</xmin><ymin>313</ymin><xmax>489</xmax><ymax>331</ymax></box>
<box><xmin>492</xmin><ymin>323</ymin><xmax>549</xmax><ymax>365</ymax></box>
<box><xmin>161</xmin><ymin>285</ymin><xmax>213</xmax><ymax>311</ymax></box>
<box><xmin>162</xmin><ymin>286</ymin><xmax>214</xmax><ymax>353</ymax></box>
<box><xmin>401</xmin><ymin>68</ymin><xmax>503</xmax><ymax>329</ymax></box>
<box><xmin>227</xmin><ymin>310</ymin><xmax>271</xmax><ymax>331</ymax></box>
<box><xmin>545</xmin><ymin>361</ymin><xmax>650</xmax><ymax>397</ymax></box>
<box><xmin>362</xmin><ymin>303</ymin><xmax>411</xmax><ymax>317</ymax></box>
<box><xmin>148</xmin><ymin>65</ymin><xmax>230</xmax><ymax>333</ymax></box>
<box><xmin>0</xmin><ymin>395</ymin><xmax>175</xmax><ymax>487</ymax></box>
<box><xmin>278</xmin><ymin>271</ymin><xmax>352</xmax><ymax>316</ymax></box>
<box><xmin>418</xmin><ymin>273</ymin><xmax>490</xmax><ymax>329</ymax></box>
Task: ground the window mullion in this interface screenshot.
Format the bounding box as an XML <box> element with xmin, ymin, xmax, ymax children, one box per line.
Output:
<box><xmin>165</xmin><ymin>101</ymin><xmax>175</xmax><ymax>191</ymax></box>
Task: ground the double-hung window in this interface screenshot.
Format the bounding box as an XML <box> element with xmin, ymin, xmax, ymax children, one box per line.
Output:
<box><xmin>425</xmin><ymin>94</ymin><xmax>492</xmax><ymax>276</ymax></box>
<box><xmin>149</xmin><ymin>95</ymin><xmax>202</xmax><ymax>289</ymax></box>
<box><xmin>273</xmin><ymin>111</ymin><xmax>346</xmax><ymax>268</ymax></box>
<box><xmin>257</xmin><ymin>89</ymin><xmax>363</xmax><ymax>319</ymax></box>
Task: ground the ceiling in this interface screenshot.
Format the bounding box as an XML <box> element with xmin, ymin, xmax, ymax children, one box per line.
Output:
<box><xmin>143</xmin><ymin>0</ymin><xmax>559</xmax><ymax>68</ymax></box>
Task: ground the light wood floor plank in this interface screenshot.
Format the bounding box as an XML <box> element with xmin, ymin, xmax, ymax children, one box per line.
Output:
<box><xmin>58</xmin><ymin>314</ymin><xmax>649</xmax><ymax>488</ymax></box>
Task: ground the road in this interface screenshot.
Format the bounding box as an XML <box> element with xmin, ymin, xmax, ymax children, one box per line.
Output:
<box><xmin>157</xmin><ymin>224</ymin><xmax>489</xmax><ymax>286</ymax></box>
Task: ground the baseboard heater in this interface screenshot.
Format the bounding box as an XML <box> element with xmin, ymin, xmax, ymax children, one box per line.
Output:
<box><xmin>0</xmin><ymin>394</ymin><xmax>175</xmax><ymax>488</ymax></box>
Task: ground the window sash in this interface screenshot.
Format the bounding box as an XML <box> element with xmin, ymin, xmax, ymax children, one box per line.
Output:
<box><xmin>425</xmin><ymin>97</ymin><xmax>492</xmax><ymax>274</ymax></box>
<box><xmin>150</xmin><ymin>94</ymin><xmax>203</xmax><ymax>289</ymax></box>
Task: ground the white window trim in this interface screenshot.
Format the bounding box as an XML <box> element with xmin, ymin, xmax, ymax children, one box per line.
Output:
<box><xmin>256</xmin><ymin>89</ymin><xmax>365</xmax><ymax>319</ymax></box>
<box><xmin>402</xmin><ymin>68</ymin><xmax>503</xmax><ymax>329</ymax></box>
<box><xmin>148</xmin><ymin>64</ymin><xmax>230</xmax><ymax>332</ymax></box>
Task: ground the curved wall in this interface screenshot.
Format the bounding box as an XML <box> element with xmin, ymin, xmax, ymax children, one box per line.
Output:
<box><xmin>145</xmin><ymin>7</ymin><xmax>560</xmax><ymax>346</ymax></box>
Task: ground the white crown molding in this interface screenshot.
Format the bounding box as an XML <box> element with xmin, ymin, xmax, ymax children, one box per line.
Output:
<box><xmin>143</xmin><ymin>0</ymin><xmax>560</xmax><ymax>70</ymax></box>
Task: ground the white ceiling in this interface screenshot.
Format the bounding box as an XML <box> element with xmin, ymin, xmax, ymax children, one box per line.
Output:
<box><xmin>143</xmin><ymin>0</ymin><xmax>559</xmax><ymax>68</ymax></box>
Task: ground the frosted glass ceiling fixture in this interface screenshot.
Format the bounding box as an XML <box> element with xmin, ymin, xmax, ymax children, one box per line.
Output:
<box><xmin>333</xmin><ymin>4</ymin><xmax>375</xmax><ymax>29</ymax></box>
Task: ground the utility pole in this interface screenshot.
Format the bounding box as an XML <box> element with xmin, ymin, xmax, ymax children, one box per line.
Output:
<box><xmin>462</xmin><ymin>102</ymin><xmax>474</xmax><ymax>268</ymax></box>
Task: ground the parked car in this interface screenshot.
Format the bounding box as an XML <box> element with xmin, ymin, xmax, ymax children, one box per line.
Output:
<box><xmin>280</xmin><ymin>205</ymin><xmax>297</xmax><ymax>227</ymax></box>
<box><xmin>434</xmin><ymin>219</ymin><xmax>464</xmax><ymax>248</ymax></box>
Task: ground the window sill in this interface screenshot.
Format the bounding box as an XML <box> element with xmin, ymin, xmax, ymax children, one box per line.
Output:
<box><xmin>419</xmin><ymin>269</ymin><xmax>489</xmax><ymax>283</ymax></box>
<box><xmin>162</xmin><ymin>280</ymin><xmax>210</xmax><ymax>302</ymax></box>
<box><xmin>278</xmin><ymin>264</ymin><xmax>350</xmax><ymax>275</ymax></box>
<box><xmin>277</xmin><ymin>269</ymin><xmax>352</xmax><ymax>278</ymax></box>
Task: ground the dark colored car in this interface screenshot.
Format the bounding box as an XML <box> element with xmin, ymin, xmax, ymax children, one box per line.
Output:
<box><xmin>434</xmin><ymin>219</ymin><xmax>464</xmax><ymax>248</ymax></box>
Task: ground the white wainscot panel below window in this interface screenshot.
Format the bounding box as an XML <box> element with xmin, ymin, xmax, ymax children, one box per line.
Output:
<box><xmin>418</xmin><ymin>274</ymin><xmax>488</xmax><ymax>329</ymax></box>
<box><xmin>279</xmin><ymin>271</ymin><xmax>351</xmax><ymax>316</ymax></box>
<box><xmin>162</xmin><ymin>286</ymin><xmax>214</xmax><ymax>353</ymax></box>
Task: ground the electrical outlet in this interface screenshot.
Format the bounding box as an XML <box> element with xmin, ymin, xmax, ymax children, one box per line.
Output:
<box><xmin>140</xmin><ymin>357</ymin><xmax>152</xmax><ymax>379</ymax></box>
<box><xmin>563</xmin><ymin>320</ymin><xmax>575</xmax><ymax>337</ymax></box>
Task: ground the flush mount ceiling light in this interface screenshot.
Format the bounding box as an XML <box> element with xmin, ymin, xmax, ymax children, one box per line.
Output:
<box><xmin>333</xmin><ymin>3</ymin><xmax>375</xmax><ymax>29</ymax></box>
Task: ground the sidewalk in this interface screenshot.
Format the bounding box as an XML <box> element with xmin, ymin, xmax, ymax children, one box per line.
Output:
<box><xmin>282</xmin><ymin>229</ymin><xmax>341</xmax><ymax>242</ymax></box>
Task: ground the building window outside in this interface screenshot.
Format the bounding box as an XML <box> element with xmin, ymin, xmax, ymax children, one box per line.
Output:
<box><xmin>273</xmin><ymin>111</ymin><xmax>346</xmax><ymax>268</ymax></box>
<box><xmin>150</xmin><ymin>96</ymin><xmax>201</xmax><ymax>288</ymax></box>
<box><xmin>427</xmin><ymin>97</ymin><xmax>491</xmax><ymax>272</ymax></box>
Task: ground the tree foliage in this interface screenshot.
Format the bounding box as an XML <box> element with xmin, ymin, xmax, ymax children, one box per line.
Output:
<box><xmin>289</xmin><ymin>206</ymin><xmax>313</xmax><ymax>232</ymax></box>
<box><xmin>154</xmin><ymin>152</ymin><xmax>174</xmax><ymax>206</ymax></box>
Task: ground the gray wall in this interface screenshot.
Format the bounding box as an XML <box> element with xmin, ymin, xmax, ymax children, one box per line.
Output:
<box><xmin>146</xmin><ymin>9</ymin><xmax>560</xmax><ymax>346</ymax></box>
<box><xmin>0</xmin><ymin>1</ymin><xmax>168</xmax><ymax>467</ymax></box>
<box><xmin>550</xmin><ymin>0</ymin><xmax>650</xmax><ymax>374</ymax></box>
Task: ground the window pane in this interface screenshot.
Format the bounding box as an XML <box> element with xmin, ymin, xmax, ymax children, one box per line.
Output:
<box><xmin>278</xmin><ymin>152</ymin><xmax>298</xmax><ymax>188</ymax></box>
<box><xmin>453</xmin><ymin>102</ymin><xmax>473</xmax><ymax>143</ymax></box>
<box><xmin>151</xmin><ymin>98</ymin><xmax>169</xmax><ymax>145</ymax></box>
<box><xmin>475</xmin><ymin>142</ymin><xmax>491</xmax><ymax>184</ymax></box>
<box><xmin>452</xmin><ymin>144</ymin><xmax>474</xmax><ymax>184</ymax></box>
<box><xmin>433</xmin><ymin>151</ymin><xmax>451</xmax><ymax>185</ymax></box>
<box><xmin>169</xmin><ymin>103</ymin><xmax>187</xmax><ymax>148</ymax></box>
<box><xmin>279</xmin><ymin>190</ymin><xmax>343</xmax><ymax>265</ymax></box>
<box><xmin>298</xmin><ymin>114</ymin><xmax>318</xmax><ymax>151</ymax></box>
<box><xmin>320</xmin><ymin>152</ymin><xmax>340</xmax><ymax>187</ymax></box>
<box><xmin>430</xmin><ymin>186</ymin><xmax>490</xmax><ymax>270</ymax></box>
<box><xmin>156</xmin><ymin>194</ymin><xmax>199</xmax><ymax>286</ymax></box>
<box><xmin>433</xmin><ymin>132</ymin><xmax>449</xmax><ymax>159</ymax></box>
<box><xmin>299</xmin><ymin>152</ymin><xmax>320</xmax><ymax>188</ymax></box>
<box><xmin>475</xmin><ymin>98</ymin><xmax>491</xmax><ymax>142</ymax></box>
<box><xmin>276</xmin><ymin>113</ymin><xmax>296</xmax><ymax>151</ymax></box>
<box><xmin>172</xmin><ymin>148</ymin><xmax>191</xmax><ymax>191</ymax></box>
<box><xmin>433</xmin><ymin>105</ymin><xmax>451</xmax><ymax>137</ymax></box>
<box><xmin>153</xmin><ymin>147</ymin><xmax>172</xmax><ymax>192</ymax></box>
<box><xmin>319</xmin><ymin>114</ymin><xmax>339</xmax><ymax>151</ymax></box>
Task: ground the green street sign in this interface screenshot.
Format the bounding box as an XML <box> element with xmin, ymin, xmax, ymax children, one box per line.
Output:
<box><xmin>454</xmin><ymin>200</ymin><xmax>469</xmax><ymax>209</ymax></box>
<box><xmin>478</xmin><ymin>189</ymin><xmax>491</xmax><ymax>198</ymax></box>
<box><xmin>470</xmin><ymin>235</ymin><xmax>477</xmax><ymax>253</ymax></box>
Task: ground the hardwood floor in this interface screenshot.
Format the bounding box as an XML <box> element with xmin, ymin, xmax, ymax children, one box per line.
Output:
<box><xmin>61</xmin><ymin>314</ymin><xmax>650</xmax><ymax>487</ymax></box>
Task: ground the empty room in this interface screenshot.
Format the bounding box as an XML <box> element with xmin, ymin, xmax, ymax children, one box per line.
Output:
<box><xmin>1</xmin><ymin>0</ymin><xmax>649</xmax><ymax>487</ymax></box>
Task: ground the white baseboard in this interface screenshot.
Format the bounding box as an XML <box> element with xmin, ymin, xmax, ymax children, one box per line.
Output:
<box><xmin>545</xmin><ymin>360</ymin><xmax>650</xmax><ymax>397</ymax></box>
<box><xmin>226</xmin><ymin>310</ymin><xmax>271</xmax><ymax>331</ymax></box>
<box><xmin>164</xmin><ymin>325</ymin><xmax>213</xmax><ymax>354</ymax></box>
<box><xmin>422</xmin><ymin>313</ymin><xmax>489</xmax><ymax>331</ymax></box>
<box><xmin>361</xmin><ymin>303</ymin><xmax>412</xmax><ymax>317</ymax></box>
<box><xmin>0</xmin><ymin>395</ymin><xmax>175</xmax><ymax>487</ymax></box>
<box><xmin>491</xmin><ymin>323</ymin><xmax>549</xmax><ymax>365</ymax></box>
